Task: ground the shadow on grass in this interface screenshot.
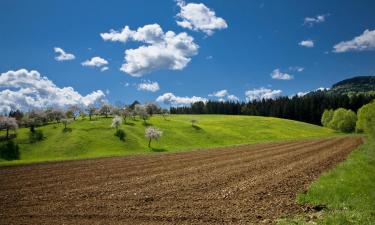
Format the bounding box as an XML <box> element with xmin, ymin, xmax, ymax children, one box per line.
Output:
<box><xmin>124</xmin><ymin>122</ymin><xmax>136</xmax><ymax>126</ymax></box>
<box><xmin>150</xmin><ymin>147</ymin><xmax>167</xmax><ymax>152</ymax></box>
<box><xmin>62</xmin><ymin>128</ymin><xmax>72</xmax><ymax>133</ymax></box>
<box><xmin>143</xmin><ymin>121</ymin><xmax>153</xmax><ymax>126</ymax></box>
<box><xmin>192</xmin><ymin>125</ymin><xmax>203</xmax><ymax>130</ymax></box>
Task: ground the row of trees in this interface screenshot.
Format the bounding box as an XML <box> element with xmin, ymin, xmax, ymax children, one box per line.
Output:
<box><xmin>321</xmin><ymin>101</ymin><xmax>375</xmax><ymax>137</ymax></box>
<box><xmin>171</xmin><ymin>92</ymin><xmax>375</xmax><ymax>125</ymax></box>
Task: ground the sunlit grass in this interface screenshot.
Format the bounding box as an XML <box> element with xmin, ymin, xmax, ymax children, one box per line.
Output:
<box><xmin>0</xmin><ymin>114</ymin><xmax>337</xmax><ymax>165</ymax></box>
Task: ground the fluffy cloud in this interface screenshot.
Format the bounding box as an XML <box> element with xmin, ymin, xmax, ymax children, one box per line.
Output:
<box><xmin>245</xmin><ymin>88</ymin><xmax>282</xmax><ymax>102</ymax></box>
<box><xmin>156</xmin><ymin>92</ymin><xmax>207</xmax><ymax>105</ymax></box>
<box><xmin>299</xmin><ymin>39</ymin><xmax>314</xmax><ymax>48</ymax></box>
<box><xmin>176</xmin><ymin>0</ymin><xmax>228</xmax><ymax>36</ymax></box>
<box><xmin>53</xmin><ymin>47</ymin><xmax>75</xmax><ymax>61</ymax></box>
<box><xmin>333</xmin><ymin>29</ymin><xmax>375</xmax><ymax>53</ymax></box>
<box><xmin>82</xmin><ymin>56</ymin><xmax>108</xmax><ymax>67</ymax></box>
<box><xmin>0</xmin><ymin>69</ymin><xmax>105</xmax><ymax>114</ymax></box>
<box><xmin>101</xmin><ymin>24</ymin><xmax>198</xmax><ymax>76</ymax></box>
<box><xmin>208</xmin><ymin>89</ymin><xmax>239</xmax><ymax>101</ymax></box>
<box><xmin>209</xmin><ymin>89</ymin><xmax>228</xmax><ymax>97</ymax></box>
<box><xmin>289</xmin><ymin>66</ymin><xmax>304</xmax><ymax>72</ymax></box>
<box><xmin>303</xmin><ymin>14</ymin><xmax>328</xmax><ymax>27</ymax></box>
<box><xmin>227</xmin><ymin>94</ymin><xmax>239</xmax><ymax>101</ymax></box>
<box><xmin>137</xmin><ymin>81</ymin><xmax>160</xmax><ymax>92</ymax></box>
<box><xmin>100</xmin><ymin>66</ymin><xmax>109</xmax><ymax>72</ymax></box>
<box><xmin>271</xmin><ymin>69</ymin><xmax>293</xmax><ymax>80</ymax></box>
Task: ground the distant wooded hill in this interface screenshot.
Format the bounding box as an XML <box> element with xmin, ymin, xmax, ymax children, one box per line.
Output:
<box><xmin>171</xmin><ymin>76</ymin><xmax>375</xmax><ymax>125</ymax></box>
<box><xmin>328</xmin><ymin>76</ymin><xmax>375</xmax><ymax>95</ymax></box>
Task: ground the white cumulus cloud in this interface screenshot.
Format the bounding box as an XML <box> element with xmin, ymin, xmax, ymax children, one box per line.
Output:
<box><xmin>227</xmin><ymin>94</ymin><xmax>239</xmax><ymax>101</ymax></box>
<box><xmin>303</xmin><ymin>14</ymin><xmax>328</xmax><ymax>27</ymax></box>
<box><xmin>156</xmin><ymin>92</ymin><xmax>207</xmax><ymax>105</ymax></box>
<box><xmin>176</xmin><ymin>0</ymin><xmax>228</xmax><ymax>36</ymax></box>
<box><xmin>333</xmin><ymin>29</ymin><xmax>375</xmax><ymax>53</ymax></box>
<box><xmin>209</xmin><ymin>89</ymin><xmax>228</xmax><ymax>97</ymax></box>
<box><xmin>100</xmin><ymin>66</ymin><xmax>109</xmax><ymax>72</ymax></box>
<box><xmin>299</xmin><ymin>39</ymin><xmax>314</xmax><ymax>48</ymax></box>
<box><xmin>245</xmin><ymin>88</ymin><xmax>282</xmax><ymax>102</ymax></box>
<box><xmin>0</xmin><ymin>69</ymin><xmax>105</xmax><ymax>114</ymax></box>
<box><xmin>271</xmin><ymin>69</ymin><xmax>294</xmax><ymax>80</ymax></box>
<box><xmin>137</xmin><ymin>81</ymin><xmax>160</xmax><ymax>92</ymax></box>
<box><xmin>82</xmin><ymin>56</ymin><xmax>109</xmax><ymax>67</ymax></box>
<box><xmin>53</xmin><ymin>47</ymin><xmax>75</xmax><ymax>61</ymax></box>
<box><xmin>101</xmin><ymin>24</ymin><xmax>198</xmax><ymax>76</ymax></box>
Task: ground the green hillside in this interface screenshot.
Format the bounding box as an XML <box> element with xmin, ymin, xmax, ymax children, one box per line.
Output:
<box><xmin>328</xmin><ymin>76</ymin><xmax>375</xmax><ymax>95</ymax></box>
<box><xmin>0</xmin><ymin>115</ymin><xmax>338</xmax><ymax>165</ymax></box>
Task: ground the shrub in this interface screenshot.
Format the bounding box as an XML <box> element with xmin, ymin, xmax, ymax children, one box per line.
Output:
<box><xmin>114</xmin><ymin>129</ymin><xmax>126</xmax><ymax>141</ymax></box>
<box><xmin>0</xmin><ymin>140</ymin><xmax>20</xmax><ymax>160</ymax></box>
<box><xmin>29</xmin><ymin>130</ymin><xmax>44</xmax><ymax>143</ymax></box>
<box><xmin>356</xmin><ymin>101</ymin><xmax>375</xmax><ymax>138</ymax></box>
<box><xmin>321</xmin><ymin>109</ymin><xmax>334</xmax><ymax>127</ymax></box>
<box><xmin>328</xmin><ymin>108</ymin><xmax>357</xmax><ymax>133</ymax></box>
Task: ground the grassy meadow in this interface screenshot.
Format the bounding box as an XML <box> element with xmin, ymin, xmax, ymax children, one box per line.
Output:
<box><xmin>278</xmin><ymin>137</ymin><xmax>375</xmax><ymax>224</ymax></box>
<box><xmin>0</xmin><ymin>114</ymin><xmax>338</xmax><ymax>165</ymax></box>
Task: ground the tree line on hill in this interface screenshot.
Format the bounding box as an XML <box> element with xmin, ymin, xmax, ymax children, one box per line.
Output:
<box><xmin>170</xmin><ymin>91</ymin><xmax>375</xmax><ymax>125</ymax></box>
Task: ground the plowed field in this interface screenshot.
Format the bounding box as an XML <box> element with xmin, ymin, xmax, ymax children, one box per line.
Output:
<box><xmin>0</xmin><ymin>136</ymin><xmax>362</xmax><ymax>224</ymax></box>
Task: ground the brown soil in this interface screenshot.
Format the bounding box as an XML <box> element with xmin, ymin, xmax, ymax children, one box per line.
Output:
<box><xmin>0</xmin><ymin>136</ymin><xmax>362</xmax><ymax>225</ymax></box>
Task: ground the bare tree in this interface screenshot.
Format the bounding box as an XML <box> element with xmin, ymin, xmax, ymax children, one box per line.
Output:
<box><xmin>111</xmin><ymin>116</ymin><xmax>122</xmax><ymax>131</ymax></box>
<box><xmin>87</xmin><ymin>106</ymin><xmax>96</xmax><ymax>120</ymax></box>
<box><xmin>100</xmin><ymin>104</ymin><xmax>112</xmax><ymax>118</ymax></box>
<box><xmin>121</xmin><ymin>107</ymin><xmax>132</xmax><ymax>123</ymax></box>
<box><xmin>68</xmin><ymin>105</ymin><xmax>80</xmax><ymax>120</ymax></box>
<box><xmin>0</xmin><ymin>116</ymin><xmax>18</xmax><ymax>139</ymax></box>
<box><xmin>135</xmin><ymin>104</ymin><xmax>149</xmax><ymax>124</ymax></box>
<box><xmin>161</xmin><ymin>109</ymin><xmax>170</xmax><ymax>120</ymax></box>
<box><xmin>145</xmin><ymin>126</ymin><xmax>162</xmax><ymax>148</ymax></box>
<box><xmin>145</xmin><ymin>102</ymin><xmax>160</xmax><ymax>116</ymax></box>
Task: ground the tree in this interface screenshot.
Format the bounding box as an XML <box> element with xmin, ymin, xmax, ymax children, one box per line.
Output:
<box><xmin>135</xmin><ymin>104</ymin><xmax>149</xmax><ymax>124</ymax></box>
<box><xmin>121</xmin><ymin>107</ymin><xmax>132</xmax><ymax>123</ymax></box>
<box><xmin>100</xmin><ymin>104</ymin><xmax>112</xmax><ymax>118</ymax></box>
<box><xmin>46</xmin><ymin>109</ymin><xmax>65</xmax><ymax>123</ymax></box>
<box><xmin>145</xmin><ymin>102</ymin><xmax>160</xmax><ymax>116</ymax></box>
<box><xmin>357</xmin><ymin>101</ymin><xmax>375</xmax><ymax>137</ymax></box>
<box><xmin>68</xmin><ymin>105</ymin><xmax>80</xmax><ymax>120</ymax></box>
<box><xmin>61</xmin><ymin>118</ymin><xmax>73</xmax><ymax>129</ymax></box>
<box><xmin>24</xmin><ymin>110</ymin><xmax>47</xmax><ymax>132</ymax></box>
<box><xmin>0</xmin><ymin>117</ymin><xmax>18</xmax><ymax>139</ymax></box>
<box><xmin>87</xmin><ymin>106</ymin><xmax>96</xmax><ymax>120</ymax></box>
<box><xmin>111</xmin><ymin>116</ymin><xmax>122</xmax><ymax>131</ymax></box>
<box><xmin>145</xmin><ymin>126</ymin><xmax>162</xmax><ymax>148</ymax></box>
<box><xmin>321</xmin><ymin>109</ymin><xmax>334</xmax><ymax>127</ymax></box>
<box><xmin>161</xmin><ymin>109</ymin><xmax>170</xmax><ymax>120</ymax></box>
<box><xmin>112</xmin><ymin>107</ymin><xmax>122</xmax><ymax>116</ymax></box>
<box><xmin>328</xmin><ymin>108</ymin><xmax>357</xmax><ymax>133</ymax></box>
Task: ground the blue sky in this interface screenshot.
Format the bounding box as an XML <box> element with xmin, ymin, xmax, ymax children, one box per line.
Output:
<box><xmin>0</xmin><ymin>0</ymin><xmax>375</xmax><ymax>110</ymax></box>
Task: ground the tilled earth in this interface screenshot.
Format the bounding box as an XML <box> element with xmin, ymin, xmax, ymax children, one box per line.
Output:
<box><xmin>0</xmin><ymin>136</ymin><xmax>362</xmax><ymax>225</ymax></box>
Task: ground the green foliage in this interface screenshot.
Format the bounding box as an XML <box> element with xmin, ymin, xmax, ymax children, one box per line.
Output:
<box><xmin>0</xmin><ymin>140</ymin><xmax>20</xmax><ymax>160</ymax></box>
<box><xmin>0</xmin><ymin>115</ymin><xmax>337</xmax><ymax>165</ymax></box>
<box><xmin>114</xmin><ymin>129</ymin><xmax>126</xmax><ymax>141</ymax></box>
<box><xmin>29</xmin><ymin>130</ymin><xmax>44</xmax><ymax>143</ymax></box>
<box><xmin>328</xmin><ymin>108</ymin><xmax>357</xmax><ymax>133</ymax></box>
<box><xmin>321</xmin><ymin>109</ymin><xmax>334</xmax><ymax>127</ymax></box>
<box><xmin>357</xmin><ymin>102</ymin><xmax>375</xmax><ymax>138</ymax></box>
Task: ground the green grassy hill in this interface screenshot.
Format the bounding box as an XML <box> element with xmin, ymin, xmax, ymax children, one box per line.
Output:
<box><xmin>0</xmin><ymin>115</ymin><xmax>338</xmax><ymax>165</ymax></box>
